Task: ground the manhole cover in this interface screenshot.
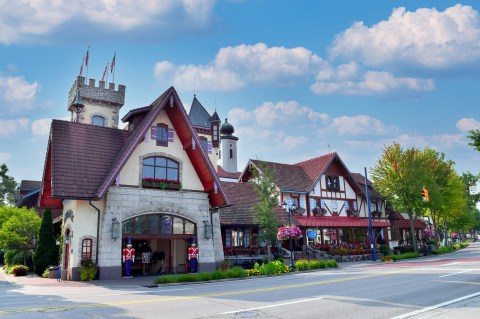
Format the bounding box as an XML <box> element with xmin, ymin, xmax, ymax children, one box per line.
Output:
<box><xmin>235</xmin><ymin>311</ymin><xmax>258</xmax><ymax>318</ymax></box>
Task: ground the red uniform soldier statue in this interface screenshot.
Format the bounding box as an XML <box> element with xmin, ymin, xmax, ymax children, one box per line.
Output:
<box><xmin>122</xmin><ymin>243</ymin><xmax>135</xmax><ymax>278</ymax></box>
<box><xmin>188</xmin><ymin>243</ymin><xmax>199</xmax><ymax>273</ymax></box>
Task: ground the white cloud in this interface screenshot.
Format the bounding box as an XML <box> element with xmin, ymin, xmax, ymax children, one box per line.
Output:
<box><xmin>329</xmin><ymin>4</ymin><xmax>480</xmax><ymax>70</ymax></box>
<box><xmin>228</xmin><ymin>100</ymin><xmax>328</xmax><ymax>128</ymax></box>
<box><xmin>456</xmin><ymin>118</ymin><xmax>480</xmax><ymax>132</ymax></box>
<box><xmin>0</xmin><ymin>75</ymin><xmax>39</xmax><ymax>113</ymax></box>
<box><xmin>0</xmin><ymin>118</ymin><xmax>30</xmax><ymax>137</ymax></box>
<box><xmin>282</xmin><ymin>136</ymin><xmax>308</xmax><ymax>150</ymax></box>
<box><xmin>327</xmin><ymin>115</ymin><xmax>398</xmax><ymax>136</ymax></box>
<box><xmin>311</xmin><ymin>70</ymin><xmax>434</xmax><ymax>96</ymax></box>
<box><xmin>154</xmin><ymin>43</ymin><xmax>326</xmax><ymax>91</ymax></box>
<box><xmin>0</xmin><ymin>0</ymin><xmax>216</xmax><ymax>44</ymax></box>
<box><xmin>0</xmin><ymin>152</ymin><xmax>11</xmax><ymax>163</ymax></box>
<box><xmin>31</xmin><ymin>118</ymin><xmax>52</xmax><ymax>137</ymax></box>
<box><xmin>30</xmin><ymin>116</ymin><xmax>69</xmax><ymax>137</ymax></box>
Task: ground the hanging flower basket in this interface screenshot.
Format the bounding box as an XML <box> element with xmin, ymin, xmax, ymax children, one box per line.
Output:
<box><xmin>277</xmin><ymin>226</ymin><xmax>303</xmax><ymax>241</ymax></box>
<box><xmin>142</xmin><ymin>178</ymin><xmax>182</xmax><ymax>191</ymax></box>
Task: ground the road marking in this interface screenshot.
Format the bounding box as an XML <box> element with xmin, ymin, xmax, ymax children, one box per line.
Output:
<box><xmin>0</xmin><ymin>269</ymin><xmax>412</xmax><ymax>315</ymax></box>
<box><xmin>439</xmin><ymin>270</ymin><xmax>472</xmax><ymax>277</ymax></box>
<box><xmin>220</xmin><ymin>296</ymin><xmax>325</xmax><ymax>314</ymax></box>
<box><xmin>441</xmin><ymin>262</ymin><xmax>462</xmax><ymax>266</ymax></box>
<box><xmin>389</xmin><ymin>291</ymin><xmax>480</xmax><ymax>319</ymax></box>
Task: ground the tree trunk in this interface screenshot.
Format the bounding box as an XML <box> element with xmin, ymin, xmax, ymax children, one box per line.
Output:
<box><xmin>267</xmin><ymin>243</ymin><xmax>272</xmax><ymax>263</ymax></box>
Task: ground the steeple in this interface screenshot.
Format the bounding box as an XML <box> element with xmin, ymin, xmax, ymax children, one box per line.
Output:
<box><xmin>220</xmin><ymin>118</ymin><xmax>239</xmax><ymax>173</ymax></box>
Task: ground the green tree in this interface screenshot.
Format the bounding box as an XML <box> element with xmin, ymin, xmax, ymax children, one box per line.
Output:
<box><xmin>371</xmin><ymin>143</ymin><xmax>430</xmax><ymax>251</ymax></box>
<box><xmin>0</xmin><ymin>164</ymin><xmax>17</xmax><ymax>206</ymax></box>
<box><xmin>33</xmin><ymin>209</ymin><xmax>58</xmax><ymax>275</ymax></box>
<box><xmin>0</xmin><ymin>207</ymin><xmax>41</xmax><ymax>265</ymax></box>
<box><xmin>467</xmin><ymin>129</ymin><xmax>480</xmax><ymax>151</ymax></box>
<box><xmin>251</xmin><ymin>162</ymin><xmax>280</xmax><ymax>263</ymax></box>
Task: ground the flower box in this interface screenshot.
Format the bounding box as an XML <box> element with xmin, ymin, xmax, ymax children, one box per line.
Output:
<box><xmin>142</xmin><ymin>178</ymin><xmax>182</xmax><ymax>191</ymax></box>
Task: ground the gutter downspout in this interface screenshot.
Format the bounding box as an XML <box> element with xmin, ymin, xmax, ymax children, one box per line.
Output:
<box><xmin>89</xmin><ymin>200</ymin><xmax>101</xmax><ymax>276</ymax></box>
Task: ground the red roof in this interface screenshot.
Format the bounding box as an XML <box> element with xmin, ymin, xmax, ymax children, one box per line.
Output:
<box><xmin>217</xmin><ymin>165</ymin><xmax>241</xmax><ymax>180</ymax></box>
<box><xmin>392</xmin><ymin>211</ymin><xmax>425</xmax><ymax>229</ymax></box>
<box><xmin>295</xmin><ymin>216</ymin><xmax>390</xmax><ymax>228</ymax></box>
<box><xmin>294</xmin><ymin>153</ymin><xmax>336</xmax><ymax>188</ymax></box>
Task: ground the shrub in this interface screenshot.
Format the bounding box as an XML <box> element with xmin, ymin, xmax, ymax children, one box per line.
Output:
<box><xmin>294</xmin><ymin>259</ymin><xmax>337</xmax><ymax>271</ymax></box>
<box><xmin>258</xmin><ymin>260</ymin><xmax>290</xmax><ymax>275</ymax></box>
<box><xmin>42</xmin><ymin>269</ymin><xmax>50</xmax><ymax>278</ymax></box>
<box><xmin>392</xmin><ymin>252</ymin><xmax>420</xmax><ymax>261</ymax></box>
<box><xmin>12</xmin><ymin>251</ymin><xmax>33</xmax><ymax>270</ymax></box>
<box><xmin>379</xmin><ymin>245</ymin><xmax>391</xmax><ymax>256</ymax></box>
<box><xmin>382</xmin><ymin>256</ymin><xmax>393</xmax><ymax>262</ymax></box>
<box><xmin>10</xmin><ymin>265</ymin><xmax>29</xmax><ymax>276</ymax></box>
<box><xmin>433</xmin><ymin>246</ymin><xmax>454</xmax><ymax>254</ymax></box>
<box><xmin>34</xmin><ymin>209</ymin><xmax>59</xmax><ymax>276</ymax></box>
<box><xmin>3</xmin><ymin>250</ymin><xmax>18</xmax><ymax>266</ymax></box>
<box><xmin>80</xmin><ymin>258</ymin><xmax>97</xmax><ymax>281</ymax></box>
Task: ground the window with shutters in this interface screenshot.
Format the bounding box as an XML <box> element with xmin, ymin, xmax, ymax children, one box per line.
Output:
<box><xmin>150</xmin><ymin>123</ymin><xmax>174</xmax><ymax>147</ymax></box>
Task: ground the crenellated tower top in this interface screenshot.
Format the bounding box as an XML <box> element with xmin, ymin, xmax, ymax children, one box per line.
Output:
<box><xmin>67</xmin><ymin>76</ymin><xmax>126</xmax><ymax>128</ymax></box>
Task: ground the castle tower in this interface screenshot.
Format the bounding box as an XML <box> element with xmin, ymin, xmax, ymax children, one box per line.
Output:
<box><xmin>219</xmin><ymin>118</ymin><xmax>238</xmax><ymax>173</ymax></box>
<box><xmin>67</xmin><ymin>76</ymin><xmax>126</xmax><ymax>128</ymax></box>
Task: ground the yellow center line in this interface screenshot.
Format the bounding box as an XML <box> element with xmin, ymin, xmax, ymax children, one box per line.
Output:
<box><xmin>0</xmin><ymin>269</ymin><xmax>413</xmax><ymax>315</ymax></box>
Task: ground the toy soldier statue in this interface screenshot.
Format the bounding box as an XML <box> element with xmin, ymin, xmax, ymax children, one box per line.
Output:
<box><xmin>122</xmin><ymin>242</ymin><xmax>135</xmax><ymax>278</ymax></box>
<box><xmin>188</xmin><ymin>243</ymin><xmax>199</xmax><ymax>273</ymax></box>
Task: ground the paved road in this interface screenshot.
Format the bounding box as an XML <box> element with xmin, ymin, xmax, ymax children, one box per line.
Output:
<box><xmin>1</xmin><ymin>243</ymin><xmax>479</xmax><ymax>318</ymax></box>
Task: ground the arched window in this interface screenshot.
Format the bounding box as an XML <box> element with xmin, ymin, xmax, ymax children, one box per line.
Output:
<box><xmin>92</xmin><ymin>115</ymin><xmax>105</xmax><ymax>126</ymax></box>
<box><xmin>82</xmin><ymin>238</ymin><xmax>93</xmax><ymax>260</ymax></box>
<box><xmin>143</xmin><ymin>156</ymin><xmax>179</xmax><ymax>181</ymax></box>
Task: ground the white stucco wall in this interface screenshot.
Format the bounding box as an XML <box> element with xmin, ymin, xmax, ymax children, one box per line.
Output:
<box><xmin>118</xmin><ymin>112</ymin><xmax>204</xmax><ymax>190</ymax></box>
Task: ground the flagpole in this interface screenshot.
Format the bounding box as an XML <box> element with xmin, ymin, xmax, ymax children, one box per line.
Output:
<box><xmin>111</xmin><ymin>52</ymin><xmax>116</xmax><ymax>84</ymax></box>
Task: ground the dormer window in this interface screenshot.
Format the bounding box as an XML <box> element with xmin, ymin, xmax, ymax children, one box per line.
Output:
<box><xmin>150</xmin><ymin>123</ymin><xmax>174</xmax><ymax>147</ymax></box>
<box><xmin>326</xmin><ymin>175</ymin><xmax>339</xmax><ymax>190</ymax></box>
<box><xmin>92</xmin><ymin>115</ymin><xmax>105</xmax><ymax>126</ymax></box>
<box><xmin>200</xmin><ymin>137</ymin><xmax>208</xmax><ymax>153</ymax></box>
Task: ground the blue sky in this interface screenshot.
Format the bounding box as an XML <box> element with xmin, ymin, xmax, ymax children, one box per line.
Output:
<box><xmin>1</xmin><ymin>0</ymin><xmax>479</xmax><ymax>184</ymax></box>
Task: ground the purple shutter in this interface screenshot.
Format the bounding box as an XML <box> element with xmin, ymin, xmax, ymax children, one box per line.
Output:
<box><xmin>168</xmin><ymin>128</ymin><xmax>174</xmax><ymax>142</ymax></box>
<box><xmin>151</xmin><ymin>126</ymin><xmax>157</xmax><ymax>139</ymax></box>
<box><xmin>207</xmin><ymin>141</ymin><xmax>213</xmax><ymax>154</ymax></box>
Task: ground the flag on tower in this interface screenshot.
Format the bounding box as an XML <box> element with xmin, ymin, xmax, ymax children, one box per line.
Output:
<box><xmin>85</xmin><ymin>46</ymin><xmax>90</xmax><ymax>66</ymax></box>
<box><xmin>110</xmin><ymin>53</ymin><xmax>116</xmax><ymax>73</ymax></box>
<box><xmin>102</xmin><ymin>64</ymin><xmax>108</xmax><ymax>81</ymax></box>
<box><xmin>79</xmin><ymin>56</ymin><xmax>84</xmax><ymax>76</ymax></box>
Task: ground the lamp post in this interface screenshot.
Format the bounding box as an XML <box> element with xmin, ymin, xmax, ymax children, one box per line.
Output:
<box><xmin>282</xmin><ymin>200</ymin><xmax>297</xmax><ymax>270</ymax></box>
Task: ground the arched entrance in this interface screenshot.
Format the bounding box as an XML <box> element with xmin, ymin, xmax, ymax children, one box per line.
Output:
<box><xmin>122</xmin><ymin>213</ymin><xmax>197</xmax><ymax>274</ymax></box>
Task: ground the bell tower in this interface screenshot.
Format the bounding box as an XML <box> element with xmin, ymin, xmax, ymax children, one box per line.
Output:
<box><xmin>67</xmin><ymin>76</ymin><xmax>126</xmax><ymax>128</ymax></box>
<box><xmin>219</xmin><ymin>118</ymin><xmax>238</xmax><ymax>173</ymax></box>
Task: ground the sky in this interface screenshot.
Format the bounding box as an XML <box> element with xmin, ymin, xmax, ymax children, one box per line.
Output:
<box><xmin>1</xmin><ymin>0</ymin><xmax>480</xmax><ymax>185</ymax></box>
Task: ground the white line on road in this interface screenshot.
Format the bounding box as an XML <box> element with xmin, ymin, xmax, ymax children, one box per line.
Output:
<box><xmin>441</xmin><ymin>262</ymin><xmax>462</xmax><ymax>266</ymax></box>
<box><xmin>389</xmin><ymin>292</ymin><xmax>480</xmax><ymax>319</ymax></box>
<box><xmin>439</xmin><ymin>270</ymin><xmax>472</xmax><ymax>277</ymax></box>
<box><xmin>220</xmin><ymin>296</ymin><xmax>325</xmax><ymax>315</ymax></box>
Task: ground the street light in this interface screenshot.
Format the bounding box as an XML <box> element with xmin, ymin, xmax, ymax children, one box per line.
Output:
<box><xmin>282</xmin><ymin>200</ymin><xmax>297</xmax><ymax>270</ymax></box>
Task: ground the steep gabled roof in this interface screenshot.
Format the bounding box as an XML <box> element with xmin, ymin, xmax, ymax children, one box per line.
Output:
<box><xmin>219</xmin><ymin>181</ymin><xmax>290</xmax><ymax>225</ymax></box>
<box><xmin>294</xmin><ymin>153</ymin><xmax>336</xmax><ymax>188</ymax></box>
<box><xmin>96</xmin><ymin>87</ymin><xmax>229</xmax><ymax>208</ymax></box>
<box><xmin>40</xmin><ymin>120</ymin><xmax>129</xmax><ymax>204</ymax></box>
<box><xmin>351</xmin><ymin>172</ymin><xmax>382</xmax><ymax>199</ymax></box>
<box><xmin>188</xmin><ymin>96</ymin><xmax>212</xmax><ymax>129</ymax></box>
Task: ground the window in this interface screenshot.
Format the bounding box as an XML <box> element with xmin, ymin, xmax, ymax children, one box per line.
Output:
<box><xmin>82</xmin><ymin>238</ymin><xmax>93</xmax><ymax>260</ymax></box>
<box><xmin>156</xmin><ymin>123</ymin><xmax>168</xmax><ymax>146</ymax></box>
<box><xmin>150</xmin><ymin>123</ymin><xmax>174</xmax><ymax>147</ymax></box>
<box><xmin>229</xmin><ymin>148</ymin><xmax>233</xmax><ymax>159</ymax></box>
<box><xmin>92</xmin><ymin>115</ymin><xmax>105</xmax><ymax>126</ymax></box>
<box><xmin>200</xmin><ymin>137</ymin><xmax>208</xmax><ymax>153</ymax></box>
<box><xmin>326</xmin><ymin>175</ymin><xmax>340</xmax><ymax>190</ymax></box>
<box><xmin>225</xmin><ymin>227</ymin><xmax>251</xmax><ymax>248</ymax></box>
<box><xmin>143</xmin><ymin>156</ymin><xmax>179</xmax><ymax>181</ymax></box>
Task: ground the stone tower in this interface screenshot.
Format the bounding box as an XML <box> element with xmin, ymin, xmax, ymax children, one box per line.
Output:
<box><xmin>67</xmin><ymin>76</ymin><xmax>126</xmax><ymax>128</ymax></box>
<box><xmin>219</xmin><ymin>118</ymin><xmax>238</xmax><ymax>173</ymax></box>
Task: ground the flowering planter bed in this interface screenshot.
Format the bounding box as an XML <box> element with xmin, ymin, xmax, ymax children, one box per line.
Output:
<box><xmin>332</xmin><ymin>253</ymin><xmax>383</xmax><ymax>262</ymax></box>
<box><xmin>142</xmin><ymin>179</ymin><xmax>182</xmax><ymax>191</ymax></box>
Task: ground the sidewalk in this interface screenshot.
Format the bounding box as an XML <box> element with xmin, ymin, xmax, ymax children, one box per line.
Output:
<box><xmin>0</xmin><ymin>267</ymin><xmax>158</xmax><ymax>288</ymax></box>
